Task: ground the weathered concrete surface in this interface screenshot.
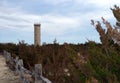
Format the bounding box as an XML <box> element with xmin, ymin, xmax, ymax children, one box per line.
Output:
<box><xmin>0</xmin><ymin>55</ymin><xmax>19</xmax><ymax>83</ymax></box>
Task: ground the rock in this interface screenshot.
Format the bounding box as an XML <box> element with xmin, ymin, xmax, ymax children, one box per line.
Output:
<box><xmin>0</xmin><ymin>55</ymin><xmax>19</xmax><ymax>83</ymax></box>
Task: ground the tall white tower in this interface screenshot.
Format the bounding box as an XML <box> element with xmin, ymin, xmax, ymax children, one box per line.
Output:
<box><xmin>34</xmin><ymin>24</ymin><xmax>41</xmax><ymax>46</ymax></box>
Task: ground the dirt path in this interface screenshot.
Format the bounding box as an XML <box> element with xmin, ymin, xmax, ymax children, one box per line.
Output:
<box><xmin>0</xmin><ymin>55</ymin><xmax>19</xmax><ymax>83</ymax></box>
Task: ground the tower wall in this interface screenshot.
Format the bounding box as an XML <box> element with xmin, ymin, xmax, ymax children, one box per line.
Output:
<box><xmin>34</xmin><ymin>24</ymin><xmax>41</xmax><ymax>46</ymax></box>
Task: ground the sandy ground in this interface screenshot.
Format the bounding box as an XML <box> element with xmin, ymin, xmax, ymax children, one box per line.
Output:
<box><xmin>0</xmin><ymin>55</ymin><xmax>19</xmax><ymax>83</ymax></box>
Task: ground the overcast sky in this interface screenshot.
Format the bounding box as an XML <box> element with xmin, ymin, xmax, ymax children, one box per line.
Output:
<box><xmin>0</xmin><ymin>0</ymin><xmax>119</xmax><ymax>44</ymax></box>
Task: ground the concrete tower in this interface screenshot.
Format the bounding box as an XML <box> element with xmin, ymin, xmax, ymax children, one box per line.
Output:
<box><xmin>34</xmin><ymin>24</ymin><xmax>41</xmax><ymax>46</ymax></box>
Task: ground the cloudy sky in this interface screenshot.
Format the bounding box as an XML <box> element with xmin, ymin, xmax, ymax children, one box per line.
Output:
<box><xmin>0</xmin><ymin>0</ymin><xmax>119</xmax><ymax>44</ymax></box>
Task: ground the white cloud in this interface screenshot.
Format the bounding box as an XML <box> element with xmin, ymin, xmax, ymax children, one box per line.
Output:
<box><xmin>40</xmin><ymin>14</ymin><xmax>81</xmax><ymax>35</ymax></box>
<box><xmin>0</xmin><ymin>8</ymin><xmax>82</xmax><ymax>34</ymax></box>
<box><xmin>0</xmin><ymin>5</ymin><xmax>41</xmax><ymax>31</ymax></box>
<box><xmin>35</xmin><ymin>0</ymin><xmax>72</xmax><ymax>5</ymax></box>
<box><xmin>0</xmin><ymin>1</ymin><xmax>115</xmax><ymax>37</ymax></box>
<box><xmin>87</xmin><ymin>0</ymin><xmax>120</xmax><ymax>7</ymax></box>
<box><xmin>0</xmin><ymin>0</ymin><xmax>82</xmax><ymax>35</ymax></box>
<box><xmin>34</xmin><ymin>0</ymin><xmax>120</xmax><ymax>8</ymax></box>
<box><xmin>74</xmin><ymin>0</ymin><xmax>120</xmax><ymax>8</ymax></box>
<box><xmin>0</xmin><ymin>0</ymin><xmax>118</xmax><ymax>44</ymax></box>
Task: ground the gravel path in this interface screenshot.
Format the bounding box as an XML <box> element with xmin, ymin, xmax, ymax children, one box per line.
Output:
<box><xmin>0</xmin><ymin>55</ymin><xmax>19</xmax><ymax>83</ymax></box>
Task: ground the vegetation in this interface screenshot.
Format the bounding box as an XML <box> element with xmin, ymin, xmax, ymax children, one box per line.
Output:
<box><xmin>0</xmin><ymin>5</ymin><xmax>120</xmax><ymax>83</ymax></box>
